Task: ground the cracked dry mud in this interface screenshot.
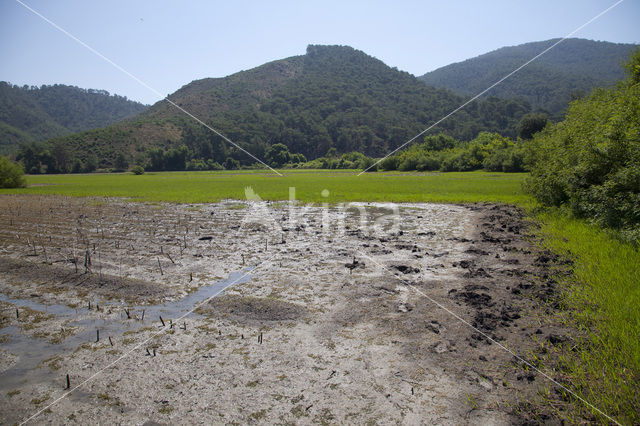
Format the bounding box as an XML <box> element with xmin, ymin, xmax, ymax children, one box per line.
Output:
<box><xmin>0</xmin><ymin>195</ymin><xmax>567</xmax><ymax>425</ymax></box>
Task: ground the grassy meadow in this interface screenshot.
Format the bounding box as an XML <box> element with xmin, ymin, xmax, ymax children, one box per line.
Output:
<box><xmin>536</xmin><ymin>212</ymin><xmax>640</xmax><ymax>423</ymax></box>
<box><xmin>1</xmin><ymin>169</ymin><xmax>530</xmax><ymax>205</ymax></box>
<box><xmin>1</xmin><ymin>168</ymin><xmax>638</xmax><ymax>423</ymax></box>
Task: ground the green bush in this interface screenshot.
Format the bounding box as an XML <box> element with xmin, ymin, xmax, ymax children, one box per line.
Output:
<box><xmin>380</xmin><ymin>156</ymin><xmax>400</xmax><ymax>171</ymax></box>
<box><xmin>380</xmin><ymin>132</ymin><xmax>526</xmax><ymax>173</ymax></box>
<box><xmin>207</xmin><ymin>160</ymin><xmax>223</xmax><ymax>170</ymax></box>
<box><xmin>516</xmin><ymin>112</ymin><xmax>548</xmax><ymax>139</ymax></box>
<box><xmin>0</xmin><ymin>155</ymin><xmax>26</xmax><ymax>188</ymax></box>
<box><xmin>131</xmin><ymin>165</ymin><xmax>145</xmax><ymax>175</ymax></box>
<box><xmin>525</xmin><ymin>48</ymin><xmax>640</xmax><ymax>241</ymax></box>
<box><xmin>223</xmin><ymin>157</ymin><xmax>240</xmax><ymax>170</ymax></box>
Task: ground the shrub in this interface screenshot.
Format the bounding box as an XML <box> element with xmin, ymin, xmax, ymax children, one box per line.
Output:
<box><xmin>0</xmin><ymin>155</ymin><xmax>26</xmax><ymax>188</ymax></box>
<box><xmin>517</xmin><ymin>112</ymin><xmax>548</xmax><ymax>140</ymax></box>
<box><xmin>416</xmin><ymin>156</ymin><xmax>440</xmax><ymax>171</ymax></box>
<box><xmin>265</xmin><ymin>143</ymin><xmax>291</xmax><ymax>167</ymax></box>
<box><xmin>131</xmin><ymin>165</ymin><xmax>145</xmax><ymax>175</ymax></box>
<box><xmin>223</xmin><ymin>157</ymin><xmax>240</xmax><ymax>170</ymax></box>
<box><xmin>207</xmin><ymin>160</ymin><xmax>223</xmax><ymax>170</ymax></box>
<box><xmin>525</xmin><ymin>48</ymin><xmax>640</xmax><ymax>240</ymax></box>
<box><xmin>380</xmin><ymin>156</ymin><xmax>400</xmax><ymax>171</ymax></box>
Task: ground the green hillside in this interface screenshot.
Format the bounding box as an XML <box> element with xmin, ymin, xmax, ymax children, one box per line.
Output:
<box><xmin>36</xmin><ymin>45</ymin><xmax>531</xmax><ymax>171</ymax></box>
<box><xmin>0</xmin><ymin>82</ymin><xmax>147</xmax><ymax>153</ymax></box>
<box><xmin>419</xmin><ymin>38</ymin><xmax>637</xmax><ymax>118</ymax></box>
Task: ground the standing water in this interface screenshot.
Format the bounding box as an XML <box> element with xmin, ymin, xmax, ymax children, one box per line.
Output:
<box><xmin>0</xmin><ymin>268</ymin><xmax>251</xmax><ymax>393</ymax></box>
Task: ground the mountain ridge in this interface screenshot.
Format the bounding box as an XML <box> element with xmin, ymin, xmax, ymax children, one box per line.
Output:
<box><xmin>0</xmin><ymin>82</ymin><xmax>147</xmax><ymax>154</ymax></box>
<box><xmin>419</xmin><ymin>38</ymin><xmax>637</xmax><ymax>117</ymax></box>
<box><xmin>27</xmin><ymin>44</ymin><xmax>532</xmax><ymax>171</ymax></box>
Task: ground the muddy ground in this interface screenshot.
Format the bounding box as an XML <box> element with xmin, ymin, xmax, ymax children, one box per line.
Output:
<box><xmin>0</xmin><ymin>195</ymin><xmax>570</xmax><ymax>425</ymax></box>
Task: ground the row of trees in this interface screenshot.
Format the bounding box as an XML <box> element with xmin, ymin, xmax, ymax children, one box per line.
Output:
<box><xmin>14</xmin><ymin>108</ymin><xmax>545</xmax><ymax>174</ymax></box>
<box><xmin>373</xmin><ymin>132</ymin><xmax>529</xmax><ymax>173</ymax></box>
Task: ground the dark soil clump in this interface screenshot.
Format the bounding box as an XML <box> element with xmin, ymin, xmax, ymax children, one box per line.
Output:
<box><xmin>200</xmin><ymin>294</ymin><xmax>307</xmax><ymax>323</ymax></box>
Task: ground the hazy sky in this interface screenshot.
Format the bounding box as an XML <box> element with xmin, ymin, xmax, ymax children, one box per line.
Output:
<box><xmin>1</xmin><ymin>0</ymin><xmax>638</xmax><ymax>104</ymax></box>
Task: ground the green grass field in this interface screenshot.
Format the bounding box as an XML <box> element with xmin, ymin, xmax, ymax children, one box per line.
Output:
<box><xmin>0</xmin><ymin>169</ymin><xmax>531</xmax><ymax>205</ymax></box>
<box><xmin>536</xmin><ymin>212</ymin><xmax>640</xmax><ymax>423</ymax></box>
<box><xmin>1</xmin><ymin>169</ymin><xmax>637</xmax><ymax>423</ymax></box>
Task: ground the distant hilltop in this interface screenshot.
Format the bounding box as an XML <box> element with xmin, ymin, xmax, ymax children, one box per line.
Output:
<box><xmin>0</xmin><ymin>82</ymin><xmax>147</xmax><ymax>154</ymax></box>
<box><xmin>419</xmin><ymin>38</ymin><xmax>637</xmax><ymax>118</ymax></box>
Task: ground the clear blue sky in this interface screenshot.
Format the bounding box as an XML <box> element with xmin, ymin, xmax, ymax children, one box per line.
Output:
<box><xmin>1</xmin><ymin>0</ymin><xmax>638</xmax><ymax>105</ymax></box>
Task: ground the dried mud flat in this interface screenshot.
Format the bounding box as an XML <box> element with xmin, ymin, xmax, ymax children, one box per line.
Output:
<box><xmin>0</xmin><ymin>195</ymin><xmax>569</xmax><ymax>425</ymax></box>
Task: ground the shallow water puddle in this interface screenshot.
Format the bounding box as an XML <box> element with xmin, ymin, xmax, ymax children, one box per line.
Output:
<box><xmin>0</xmin><ymin>269</ymin><xmax>251</xmax><ymax>393</ymax></box>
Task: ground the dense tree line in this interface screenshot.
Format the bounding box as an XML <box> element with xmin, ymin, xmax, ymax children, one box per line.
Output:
<box><xmin>16</xmin><ymin>141</ymin><xmax>98</xmax><ymax>174</ymax></box>
<box><xmin>525</xmin><ymin>48</ymin><xmax>640</xmax><ymax>242</ymax></box>
<box><xmin>374</xmin><ymin>132</ymin><xmax>528</xmax><ymax>173</ymax></box>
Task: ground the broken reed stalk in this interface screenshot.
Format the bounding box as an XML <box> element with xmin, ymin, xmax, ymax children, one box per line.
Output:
<box><xmin>84</xmin><ymin>249</ymin><xmax>91</xmax><ymax>273</ymax></box>
<box><xmin>42</xmin><ymin>243</ymin><xmax>49</xmax><ymax>264</ymax></box>
<box><xmin>159</xmin><ymin>316</ymin><xmax>165</xmax><ymax>327</ymax></box>
<box><xmin>141</xmin><ymin>309</ymin><xmax>145</xmax><ymax>321</ymax></box>
<box><xmin>109</xmin><ymin>336</ymin><xmax>113</xmax><ymax>346</ymax></box>
<box><xmin>189</xmin><ymin>272</ymin><xmax>193</xmax><ymax>282</ymax></box>
<box><xmin>16</xmin><ymin>308</ymin><xmax>19</xmax><ymax>319</ymax></box>
<box><xmin>66</xmin><ymin>374</ymin><xmax>70</xmax><ymax>390</ymax></box>
<box><xmin>98</xmin><ymin>248</ymin><xmax>103</xmax><ymax>282</ymax></box>
<box><xmin>96</xmin><ymin>329</ymin><xmax>100</xmax><ymax>342</ymax></box>
<box><xmin>157</xmin><ymin>257</ymin><xmax>163</xmax><ymax>275</ymax></box>
<box><xmin>125</xmin><ymin>308</ymin><xmax>131</xmax><ymax>319</ymax></box>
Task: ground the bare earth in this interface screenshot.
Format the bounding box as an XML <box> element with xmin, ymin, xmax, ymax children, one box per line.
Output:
<box><xmin>0</xmin><ymin>195</ymin><xmax>566</xmax><ymax>425</ymax></box>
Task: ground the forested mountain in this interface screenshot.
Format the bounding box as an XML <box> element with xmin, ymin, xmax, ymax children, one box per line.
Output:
<box><xmin>0</xmin><ymin>82</ymin><xmax>147</xmax><ymax>153</ymax></box>
<box><xmin>419</xmin><ymin>38</ymin><xmax>637</xmax><ymax>118</ymax></box>
<box><xmin>33</xmin><ymin>45</ymin><xmax>532</xmax><ymax>172</ymax></box>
